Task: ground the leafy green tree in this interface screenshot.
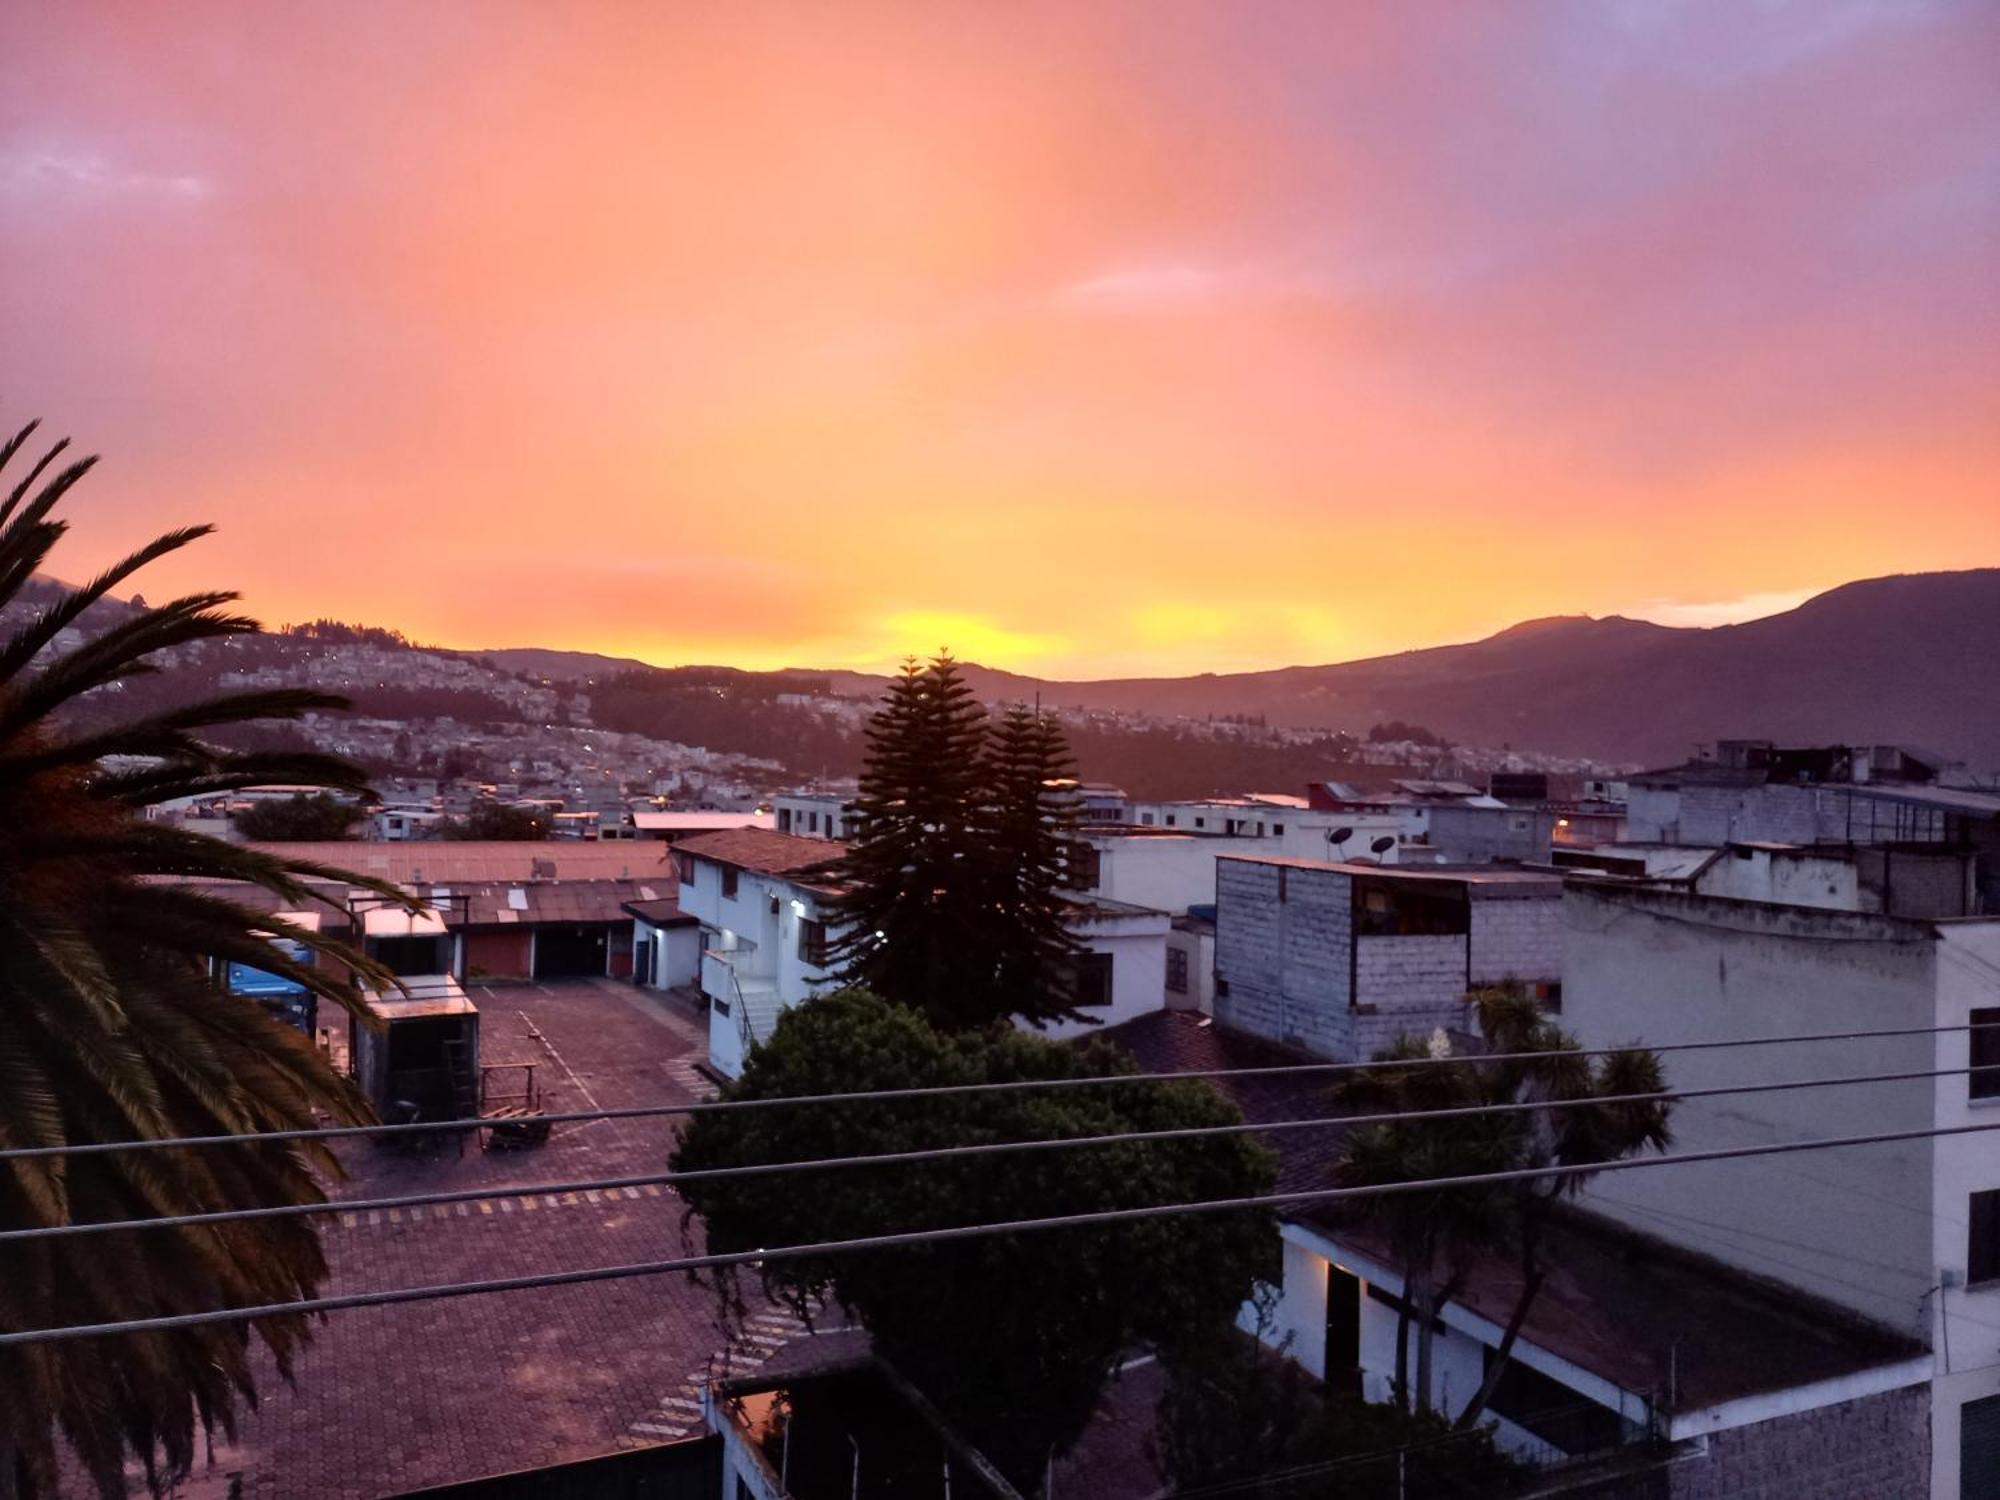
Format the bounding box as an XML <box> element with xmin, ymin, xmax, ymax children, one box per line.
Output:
<box><xmin>1154</xmin><ymin>1318</ymin><xmax>1524</xmax><ymax>1498</ymax></box>
<box><xmin>0</xmin><ymin>420</ymin><xmax>409</xmax><ymax>1498</ymax></box>
<box><xmin>816</xmin><ymin>655</ymin><xmax>1011</xmax><ymax>1029</ymax></box>
<box><xmin>983</xmin><ymin>703</ymin><xmax>1089</xmax><ymax>1024</ymax></box>
<box><xmin>233</xmin><ymin>790</ymin><xmax>361</xmax><ymax>841</ymax></box>
<box><xmin>440</xmin><ymin>802</ymin><xmax>550</xmax><ymax>840</ymax></box>
<box><xmin>670</xmin><ymin>989</ymin><xmax>1276</xmax><ymax>1486</ymax></box>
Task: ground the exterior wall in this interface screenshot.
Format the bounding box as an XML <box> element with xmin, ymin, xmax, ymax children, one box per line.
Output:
<box><xmin>1563</xmin><ymin>886</ymin><xmax>1939</xmax><ymax>1334</ymax></box>
<box><xmin>1692</xmin><ymin>846</ymin><xmax>1860</xmax><ymax>910</ymax></box>
<box><xmin>772</xmin><ymin>794</ymin><xmax>851</xmax><ymax>840</ymax></box>
<box><xmin>463</xmin><ymin>930</ymin><xmax>532</xmax><ymax>980</ymax></box>
<box><xmin>1626</xmin><ymin>785</ymin><xmax>1682</xmax><ymax>843</ymax></box>
<box><xmin>1663</xmin><ymin>1384</ymin><xmax>1929</xmax><ymax>1500</ymax></box>
<box><xmin>1214</xmin><ymin>859</ymin><xmax>1360</xmax><ymax>1058</ymax></box>
<box><xmin>1928</xmin><ymin>920</ymin><xmax>2000</xmax><ymax>1500</ymax></box>
<box><xmin>1468</xmin><ymin>890</ymin><xmax>1564</xmax><ymax>987</ymax></box>
<box><xmin>1165</xmin><ymin>924</ymin><xmax>1214</xmax><ymax>1012</ymax></box>
<box><xmin>1353</xmin><ymin>934</ymin><xmax>1466</xmax><ymax>1041</ymax></box>
<box><xmin>1428</xmin><ymin>804</ymin><xmax>1555</xmax><ymax>864</ymax></box>
<box><xmin>1085</xmin><ymin>833</ymin><xmax>1266</xmax><ymax>913</ymax></box>
<box><xmin>1276</xmin><ymin>814</ymin><xmax>1407</xmax><ymax>865</ymax></box>
<box><xmin>1035</xmin><ymin>913</ymin><xmax>1170</xmax><ymax>1040</ymax></box>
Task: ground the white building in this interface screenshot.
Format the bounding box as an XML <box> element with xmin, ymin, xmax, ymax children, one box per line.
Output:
<box><xmin>673</xmin><ymin>827</ymin><xmax>1171</xmax><ymax>1077</ymax></box>
<box><xmin>1563</xmin><ymin>881</ymin><xmax>2000</xmax><ymax>1499</ymax></box>
<box><xmin>1211</xmin><ymin>856</ymin><xmax>1564</xmax><ymax>1061</ymax></box>
<box><xmin>771</xmin><ymin>792</ymin><xmax>853</xmax><ymax>840</ymax></box>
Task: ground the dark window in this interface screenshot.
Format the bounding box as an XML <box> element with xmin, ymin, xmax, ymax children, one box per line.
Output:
<box><xmin>797</xmin><ymin>918</ymin><xmax>828</xmax><ymax>968</ymax></box>
<box><xmin>1166</xmin><ymin>946</ymin><xmax>1189</xmax><ymax>994</ymax></box>
<box><xmin>808</xmin><ymin>811</ymin><xmax>819</xmax><ymax>833</ymax></box>
<box><xmin>1973</xmin><ymin>1008</ymin><xmax>2000</xmax><ymax>1101</ymax></box>
<box><xmin>1273</xmin><ymin>823</ymin><xmax>1285</xmax><ymax>836</ymax></box>
<box><xmin>720</xmin><ymin>866</ymin><xmax>739</xmax><ymax>900</ymax></box>
<box><xmin>1067</xmin><ymin>843</ymin><xmax>1102</xmax><ymax>890</ymax></box>
<box><xmin>1073</xmin><ymin>952</ymin><xmax>1114</xmax><ymax>1008</ymax></box>
<box><xmin>1971</xmin><ymin>1190</ymin><xmax>2000</xmax><ymax>1286</ymax></box>
<box><xmin>1537</xmin><ymin>980</ymin><xmax>1564</xmax><ymax>1015</ymax></box>
<box><xmin>1194</xmin><ymin>817</ymin><xmax>1206</xmax><ymax>829</ymax></box>
<box><xmin>1214</xmin><ymin>975</ymin><xmax>1230</xmax><ymax>998</ymax></box>
<box><xmin>1482</xmin><ymin>1349</ymin><xmax>1624</xmax><ymax>1455</ymax></box>
<box><xmin>778</xmin><ymin>809</ymin><xmax>792</xmax><ymax>832</ymax></box>
<box><xmin>1165</xmin><ymin>813</ymin><xmax>1177</xmax><ymax>827</ymax></box>
<box><xmin>1354</xmin><ymin>877</ymin><xmax>1470</xmax><ymax>937</ymax></box>
<box><xmin>1964</xmin><ymin>1393</ymin><xmax>2000</xmax><ymax>1500</ymax></box>
<box><xmin>1140</xmin><ymin>812</ymin><xmax>1155</xmax><ymax>826</ymax></box>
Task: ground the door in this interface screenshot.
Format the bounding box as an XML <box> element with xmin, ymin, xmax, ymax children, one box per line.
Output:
<box><xmin>1326</xmin><ymin>1263</ymin><xmax>1362</xmax><ymax>1395</ymax></box>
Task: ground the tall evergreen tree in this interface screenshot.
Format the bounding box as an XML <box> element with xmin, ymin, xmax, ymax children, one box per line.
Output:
<box><xmin>983</xmin><ymin>703</ymin><xmax>1090</xmax><ymax>1028</ymax></box>
<box><xmin>818</xmin><ymin>655</ymin><xmax>1001</xmax><ymax>1028</ymax></box>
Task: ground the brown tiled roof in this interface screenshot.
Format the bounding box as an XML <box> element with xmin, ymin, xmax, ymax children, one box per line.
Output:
<box><xmin>673</xmin><ymin>827</ymin><xmax>849</xmax><ymax>880</ymax></box>
<box><xmin>1089</xmin><ymin>1010</ymin><xmax>1346</xmax><ymax>1194</ymax></box>
<box><xmin>426</xmin><ymin>878</ymin><xmax>667</xmax><ymax>928</ymax></box>
<box><xmin>1307</xmin><ymin>1204</ymin><xmax>1923</xmax><ymax>1413</ymax></box>
<box><xmin>250</xmin><ymin>840</ymin><xmax>677</xmax><ymax>886</ymax></box>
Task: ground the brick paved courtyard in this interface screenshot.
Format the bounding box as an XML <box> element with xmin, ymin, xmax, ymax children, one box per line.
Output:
<box><xmin>137</xmin><ymin>979</ymin><xmax>831</xmax><ymax>1500</ymax></box>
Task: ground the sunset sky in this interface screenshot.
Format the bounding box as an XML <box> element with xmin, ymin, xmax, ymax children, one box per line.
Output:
<box><xmin>5</xmin><ymin>1</ymin><xmax>1996</xmax><ymax>678</ymax></box>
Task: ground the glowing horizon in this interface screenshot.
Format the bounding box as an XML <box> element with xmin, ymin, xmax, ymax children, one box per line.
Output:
<box><xmin>6</xmin><ymin>2</ymin><xmax>1997</xmax><ymax>679</ymax></box>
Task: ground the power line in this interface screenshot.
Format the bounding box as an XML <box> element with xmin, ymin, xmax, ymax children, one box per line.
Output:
<box><xmin>8</xmin><ymin>1113</ymin><xmax>2000</xmax><ymax>1348</ymax></box>
<box><xmin>2</xmin><ymin>1060</ymin><xmax>1978</xmax><ymax>1245</ymax></box>
<box><xmin>6</xmin><ymin>1017</ymin><xmax>1994</xmax><ymax>1163</ymax></box>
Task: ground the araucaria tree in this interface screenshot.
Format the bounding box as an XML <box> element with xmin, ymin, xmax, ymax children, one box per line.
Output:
<box><xmin>671</xmin><ymin>989</ymin><xmax>1276</xmax><ymax>1487</ymax></box>
<box><xmin>819</xmin><ymin>655</ymin><xmax>1089</xmax><ymax>1030</ymax></box>
<box><xmin>0</xmin><ymin>421</ymin><xmax>409</xmax><ymax>1498</ymax></box>
<box><xmin>982</xmin><ymin>701</ymin><xmax>1089</xmax><ymax>1021</ymax></box>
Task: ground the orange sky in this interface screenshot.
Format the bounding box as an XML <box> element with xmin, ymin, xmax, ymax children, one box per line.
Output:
<box><xmin>5</xmin><ymin>2</ymin><xmax>1997</xmax><ymax>677</ymax></box>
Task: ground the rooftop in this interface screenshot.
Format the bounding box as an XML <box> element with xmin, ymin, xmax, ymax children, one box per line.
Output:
<box><xmin>629</xmin><ymin>810</ymin><xmax>777</xmax><ymax>832</ymax></box>
<box><xmin>674</xmin><ymin>826</ymin><xmax>850</xmax><ymax>880</ymax></box>
<box><xmin>250</xmin><ymin>839</ymin><xmax>678</xmax><ymax>886</ymax></box>
<box><xmin>1305</xmin><ymin>1206</ymin><xmax>1925</xmax><ymax>1415</ymax></box>
<box><xmin>1218</xmin><ymin>853</ymin><xmax>1564</xmax><ymax>889</ymax></box>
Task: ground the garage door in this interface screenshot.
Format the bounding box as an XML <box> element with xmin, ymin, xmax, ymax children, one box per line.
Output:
<box><xmin>533</xmin><ymin>925</ymin><xmax>609</xmax><ymax>979</ymax></box>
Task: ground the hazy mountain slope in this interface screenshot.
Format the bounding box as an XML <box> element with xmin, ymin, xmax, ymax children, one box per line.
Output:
<box><xmin>790</xmin><ymin>571</ymin><xmax>1997</xmax><ymax>767</ymax></box>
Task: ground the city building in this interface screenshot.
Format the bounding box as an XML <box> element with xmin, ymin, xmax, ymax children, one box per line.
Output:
<box><xmin>1562</xmin><ymin>880</ymin><xmax>2000</xmax><ymax>1498</ymax></box>
<box><xmin>1211</xmin><ymin>857</ymin><xmax>1563</xmax><ymax>1061</ymax></box>
<box><xmin>673</xmin><ymin>827</ymin><xmax>1171</xmax><ymax>1077</ymax></box>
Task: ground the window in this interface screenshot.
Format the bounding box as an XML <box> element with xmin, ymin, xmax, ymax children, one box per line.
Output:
<box><xmin>1273</xmin><ymin>823</ymin><xmax>1284</xmax><ymax>836</ymax></box>
<box><xmin>1166</xmin><ymin>946</ymin><xmax>1189</xmax><ymax>994</ymax></box>
<box><xmin>1353</xmin><ymin>877</ymin><xmax>1470</xmax><ymax>937</ymax></box>
<box><xmin>1140</xmin><ymin>812</ymin><xmax>1155</xmax><ymax>826</ymax></box>
<box><xmin>778</xmin><ymin>808</ymin><xmax>792</xmax><ymax>832</ymax></box>
<box><xmin>1164</xmin><ymin>814</ymin><xmax>1177</xmax><ymax>827</ymax></box>
<box><xmin>1964</xmin><ymin>1393</ymin><xmax>2000</xmax><ymax>1500</ymax></box>
<box><xmin>1073</xmin><ymin>952</ymin><xmax>1114</xmax><ymax>1008</ymax></box>
<box><xmin>720</xmin><ymin>866</ymin><xmax>739</xmax><ymax>900</ymax></box>
<box><xmin>1535</xmin><ymin>980</ymin><xmax>1564</xmax><ymax>1015</ymax></box>
<box><xmin>1481</xmin><ymin>1350</ymin><xmax>1623</xmax><ymax>1455</ymax></box>
<box><xmin>1971</xmin><ymin>1190</ymin><xmax>2000</xmax><ymax>1286</ymax></box>
<box><xmin>1194</xmin><ymin>817</ymin><xmax>1206</xmax><ymax>829</ymax></box>
<box><xmin>1974</xmin><ymin>1008</ymin><xmax>2000</xmax><ymax>1101</ymax></box>
<box><xmin>797</xmin><ymin>918</ymin><xmax>828</xmax><ymax>968</ymax></box>
<box><xmin>1066</xmin><ymin>843</ymin><xmax>1102</xmax><ymax>890</ymax></box>
<box><xmin>1214</xmin><ymin>975</ymin><xmax>1230</xmax><ymax>998</ymax></box>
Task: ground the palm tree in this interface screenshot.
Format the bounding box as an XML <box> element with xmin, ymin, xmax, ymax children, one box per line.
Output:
<box><xmin>1450</xmin><ymin>988</ymin><xmax>1671</xmax><ymax>1430</ymax></box>
<box><xmin>0</xmin><ymin>420</ymin><xmax>412</xmax><ymax>1498</ymax></box>
<box><xmin>1331</xmin><ymin>1034</ymin><xmax>1518</xmax><ymax>1415</ymax></box>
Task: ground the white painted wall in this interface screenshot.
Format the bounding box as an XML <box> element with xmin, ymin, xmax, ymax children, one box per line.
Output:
<box><xmin>1693</xmin><ymin>846</ymin><xmax>1861</xmax><ymax>911</ymax></box>
<box><xmin>1033</xmin><ymin>910</ymin><xmax>1171</xmax><ymax>1040</ymax></box>
<box><xmin>1563</xmin><ymin>885</ymin><xmax>1939</xmax><ymax>1333</ymax></box>
<box><xmin>1082</xmin><ymin>833</ymin><xmax>1265</xmax><ymax>913</ymax></box>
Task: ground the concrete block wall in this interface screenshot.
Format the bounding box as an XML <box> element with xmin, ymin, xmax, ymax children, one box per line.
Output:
<box><xmin>1351</xmin><ymin>935</ymin><xmax>1466</xmax><ymax>1053</ymax></box>
<box><xmin>1215</xmin><ymin>859</ymin><xmax>1362</xmax><ymax>1057</ymax></box>
<box><xmin>1667</xmin><ymin>1384</ymin><xmax>1929</xmax><ymax>1500</ymax></box>
<box><xmin>1470</xmin><ymin>893</ymin><xmax>1563</xmax><ymax>986</ymax></box>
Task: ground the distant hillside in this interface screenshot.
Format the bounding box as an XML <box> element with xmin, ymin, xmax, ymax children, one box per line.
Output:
<box><xmin>917</xmin><ymin>570</ymin><xmax>1998</xmax><ymax>768</ymax></box>
<box><xmin>475</xmin><ymin>647</ymin><xmax>660</xmax><ymax>681</ymax></box>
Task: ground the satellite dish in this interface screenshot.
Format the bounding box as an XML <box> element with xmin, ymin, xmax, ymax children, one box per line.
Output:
<box><xmin>1327</xmin><ymin>826</ymin><xmax>1353</xmax><ymax>847</ymax></box>
<box><xmin>1370</xmin><ymin>835</ymin><xmax>1396</xmax><ymax>855</ymax></box>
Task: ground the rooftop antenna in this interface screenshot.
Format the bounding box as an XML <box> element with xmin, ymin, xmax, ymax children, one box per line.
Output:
<box><xmin>1325</xmin><ymin>826</ymin><xmax>1354</xmax><ymax>859</ymax></box>
<box><xmin>1370</xmin><ymin>835</ymin><xmax>1396</xmax><ymax>855</ymax></box>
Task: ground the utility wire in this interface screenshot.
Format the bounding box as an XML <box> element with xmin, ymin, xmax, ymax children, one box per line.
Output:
<box><xmin>1</xmin><ymin>1060</ymin><xmax>1978</xmax><ymax>1245</ymax></box>
<box><xmin>8</xmin><ymin>1114</ymin><xmax>2000</xmax><ymax>1347</ymax></box>
<box><xmin>5</xmin><ymin>1017</ymin><xmax>1993</xmax><ymax>1163</ymax></box>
